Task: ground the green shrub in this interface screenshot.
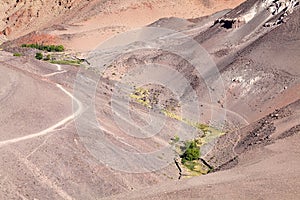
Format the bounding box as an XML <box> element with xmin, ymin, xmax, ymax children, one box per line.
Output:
<box><xmin>181</xmin><ymin>140</ymin><xmax>200</xmax><ymax>164</ymax></box>
<box><xmin>55</xmin><ymin>45</ymin><xmax>64</xmax><ymax>52</ymax></box>
<box><xmin>35</xmin><ymin>52</ymin><xmax>43</xmax><ymax>60</ymax></box>
<box><xmin>13</xmin><ymin>53</ymin><xmax>22</xmax><ymax>57</ymax></box>
<box><xmin>173</xmin><ymin>135</ymin><xmax>180</xmax><ymax>143</ymax></box>
<box><xmin>43</xmin><ymin>54</ymin><xmax>51</xmax><ymax>61</ymax></box>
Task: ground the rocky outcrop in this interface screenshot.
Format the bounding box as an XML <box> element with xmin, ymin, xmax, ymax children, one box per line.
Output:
<box><xmin>201</xmin><ymin>99</ymin><xmax>298</xmax><ymax>171</ymax></box>
<box><xmin>2</xmin><ymin>27</ymin><xmax>11</xmax><ymax>36</ymax></box>
<box><xmin>0</xmin><ymin>0</ymin><xmax>84</xmax><ymax>38</ymax></box>
<box><xmin>267</xmin><ymin>0</ymin><xmax>299</xmax><ymax>15</ymax></box>
<box><xmin>214</xmin><ymin>17</ymin><xmax>246</xmax><ymax>29</ymax></box>
<box><xmin>214</xmin><ymin>0</ymin><xmax>299</xmax><ymax>29</ymax></box>
<box><xmin>264</xmin><ymin>0</ymin><xmax>299</xmax><ymax>26</ymax></box>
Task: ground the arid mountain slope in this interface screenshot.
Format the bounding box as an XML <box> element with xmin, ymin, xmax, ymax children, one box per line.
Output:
<box><xmin>0</xmin><ymin>0</ymin><xmax>299</xmax><ymax>199</ymax></box>
<box><xmin>101</xmin><ymin>2</ymin><xmax>300</xmax><ymax>198</ymax></box>
<box><xmin>0</xmin><ymin>0</ymin><xmax>244</xmax><ymax>51</ymax></box>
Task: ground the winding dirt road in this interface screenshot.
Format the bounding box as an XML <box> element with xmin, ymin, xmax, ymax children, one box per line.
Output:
<box><xmin>0</xmin><ymin>81</ymin><xmax>83</xmax><ymax>148</ymax></box>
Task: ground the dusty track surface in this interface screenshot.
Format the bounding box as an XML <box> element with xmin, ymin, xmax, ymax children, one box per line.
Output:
<box><xmin>0</xmin><ymin>52</ymin><xmax>181</xmax><ymax>199</ymax></box>
<box><xmin>0</xmin><ymin>56</ymin><xmax>71</xmax><ymax>141</ymax></box>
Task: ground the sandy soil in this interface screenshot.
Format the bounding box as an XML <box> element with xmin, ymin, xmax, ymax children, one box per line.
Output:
<box><xmin>0</xmin><ymin>0</ymin><xmax>299</xmax><ymax>199</ymax></box>
<box><xmin>55</xmin><ymin>0</ymin><xmax>245</xmax><ymax>52</ymax></box>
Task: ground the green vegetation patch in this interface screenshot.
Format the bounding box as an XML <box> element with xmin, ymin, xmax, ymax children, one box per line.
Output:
<box><xmin>172</xmin><ymin>135</ymin><xmax>180</xmax><ymax>143</ymax></box>
<box><xmin>21</xmin><ymin>44</ymin><xmax>65</xmax><ymax>52</ymax></box>
<box><xmin>35</xmin><ymin>52</ymin><xmax>43</xmax><ymax>60</ymax></box>
<box><xmin>181</xmin><ymin>140</ymin><xmax>200</xmax><ymax>164</ymax></box>
<box><xmin>163</xmin><ymin>109</ymin><xmax>224</xmax><ymax>144</ymax></box>
<box><xmin>13</xmin><ymin>53</ymin><xmax>22</xmax><ymax>57</ymax></box>
<box><xmin>50</xmin><ymin>59</ymin><xmax>82</xmax><ymax>66</ymax></box>
<box><xmin>180</xmin><ymin>140</ymin><xmax>210</xmax><ymax>175</ymax></box>
<box><xmin>163</xmin><ymin>110</ymin><xmax>223</xmax><ymax>175</ymax></box>
<box><xmin>43</xmin><ymin>54</ymin><xmax>51</xmax><ymax>61</ymax></box>
<box><xmin>130</xmin><ymin>87</ymin><xmax>152</xmax><ymax>108</ymax></box>
<box><xmin>183</xmin><ymin>160</ymin><xmax>210</xmax><ymax>175</ymax></box>
<box><xmin>192</xmin><ymin>122</ymin><xmax>224</xmax><ymax>144</ymax></box>
<box><xmin>130</xmin><ymin>88</ymin><xmax>224</xmax><ymax>144</ymax></box>
<box><xmin>129</xmin><ymin>87</ymin><xmax>224</xmax><ymax>176</ymax></box>
<box><xmin>162</xmin><ymin>109</ymin><xmax>183</xmax><ymax>121</ymax></box>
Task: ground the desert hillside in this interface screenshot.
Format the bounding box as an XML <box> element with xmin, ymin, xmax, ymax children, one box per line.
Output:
<box><xmin>0</xmin><ymin>0</ymin><xmax>244</xmax><ymax>51</ymax></box>
<box><xmin>0</xmin><ymin>0</ymin><xmax>300</xmax><ymax>199</ymax></box>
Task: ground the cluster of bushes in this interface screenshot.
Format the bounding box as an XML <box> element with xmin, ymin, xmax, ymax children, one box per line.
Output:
<box><xmin>21</xmin><ymin>44</ymin><xmax>65</xmax><ymax>52</ymax></box>
<box><xmin>181</xmin><ymin>140</ymin><xmax>200</xmax><ymax>164</ymax></box>
<box><xmin>34</xmin><ymin>53</ymin><xmax>52</xmax><ymax>60</ymax></box>
<box><xmin>34</xmin><ymin>52</ymin><xmax>81</xmax><ymax>66</ymax></box>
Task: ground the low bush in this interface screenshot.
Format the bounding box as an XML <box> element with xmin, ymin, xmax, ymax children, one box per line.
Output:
<box><xmin>49</xmin><ymin>59</ymin><xmax>82</xmax><ymax>66</ymax></box>
<box><xmin>13</xmin><ymin>53</ymin><xmax>22</xmax><ymax>57</ymax></box>
<box><xmin>43</xmin><ymin>54</ymin><xmax>51</xmax><ymax>61</ymax></box>
<box><xmin>35</xmin><ymin>52</ymin><xmax>43</xmax><ymax>60</ymax></box>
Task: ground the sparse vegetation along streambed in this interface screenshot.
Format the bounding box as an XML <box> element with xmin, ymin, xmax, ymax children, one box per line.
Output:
<box><xmin>130</xmin><ymin>86</ymin><xmax>224</xmax><ymax>176</ymax></box>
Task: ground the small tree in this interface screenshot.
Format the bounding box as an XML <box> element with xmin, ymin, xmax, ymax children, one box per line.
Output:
<box><xmin>35</xmin><ymin>52</ymin><xmax>43</xmax><ymax>60</ymax></box>
<box><xmin>55</xmin><ymin>45</ymin><xmax>64</xmax><ymax>52</ymax></box>
<box><xmin>181</xmin><ymin>140</ymin><xmax>200</xmax><ymax>164</ymax></box>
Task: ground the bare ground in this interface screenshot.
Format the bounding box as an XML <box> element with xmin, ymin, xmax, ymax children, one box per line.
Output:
<box><xmin>0</xmin><ymin>0</ymin><xmax>299</xmax><ymax>199</ymax></box>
